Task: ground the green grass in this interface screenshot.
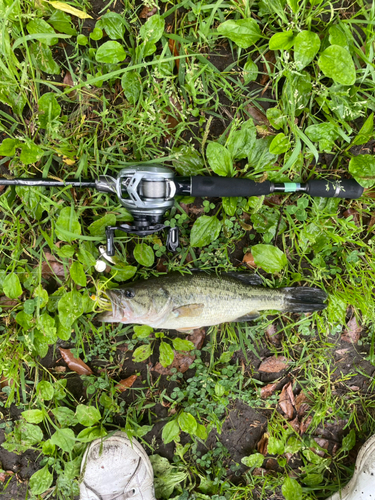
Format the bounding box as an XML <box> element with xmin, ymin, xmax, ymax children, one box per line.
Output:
<box><xmin>1</xmin><ymin>0</ymin><xmax>375</xmax><ymax>498</ymax></box>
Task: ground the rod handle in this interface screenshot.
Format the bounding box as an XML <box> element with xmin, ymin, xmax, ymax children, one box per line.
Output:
<box><xmin>306</xmin><ymin>179</ymin><xmax>364</xmax><ymax>199</ymax></box>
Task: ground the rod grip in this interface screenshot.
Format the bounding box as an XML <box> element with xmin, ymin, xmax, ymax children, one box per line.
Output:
<box><xmin>191</xmin><ymin>177</ymin><xmax>272</xmax><ymax>197</ymax></box>
<box><xmin>307</xmin><ymin>179</ymin><xmax>364</xmax><ymax>199</ymax></box>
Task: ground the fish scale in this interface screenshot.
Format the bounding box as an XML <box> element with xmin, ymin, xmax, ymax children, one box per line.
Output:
<box><xmin>98</xmin><ymin>273</ymin><xmax>327</xmax><ymax>330</ymax></box>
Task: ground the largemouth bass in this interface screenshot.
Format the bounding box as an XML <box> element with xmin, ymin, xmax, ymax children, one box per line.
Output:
<box><xmin>97</xmin><ymin>273</ymin><xmax>327</xmax><ymax>331</ymax></box>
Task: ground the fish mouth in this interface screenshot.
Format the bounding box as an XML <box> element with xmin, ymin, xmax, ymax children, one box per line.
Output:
<box><xmin>105</xmin><ymin>290</ymin><xmax>133</xmax><ymax>322</ymax></box>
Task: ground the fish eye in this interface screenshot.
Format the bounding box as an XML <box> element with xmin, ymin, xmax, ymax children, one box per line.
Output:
<box><xmin>124</xmin><ymin>288</ymin><xmax>135</xmax><ymax>298</ymax></box>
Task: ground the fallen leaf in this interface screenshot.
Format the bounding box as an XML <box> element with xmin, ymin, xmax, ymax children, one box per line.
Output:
<box><xmin>343</xmin><ymin>208</ymin><xmax>360</xmax><ymax>226</ymax></box>
<box><xmin>168</xmin><ymin>39</ymin><xmax>180</xmax><ymax>70</ymax></box>
<box><xmin>295</xmin><ymin>392</ymin><xmax>311</xmax><ymax>418</ymax></box>
<box><xmin>116</xmin><ymin>374</ymin><xmax>137</xmax><ymax>392</ymax></box>
<box><xmin>299</xmin><ymin>415</ymin><xmax>312</xmax><ymax>435</ymax></box>
<box><xmin>189</xmin><ymin>328</ymin><xmax>206</xmax><ymax>349</ymax></box>
<box><xmin>139</xmin><ymin>5</ymin><xmax>158</xmax><ymax>18</ymax></box>
<box><xmin>54</xmin><ymin>366</ymin><xmax>66</xmax><ymax>373</ymax></box>
<box><xmin>245</xmin><ymin>103</ymin><xmax>270</xmax><ymax>126</ymax></box>
<box><xmin>257</xmin><ymin>433</ymin><xmax>268</xmax><ymax>455</ymax></box>
<box><xmin>279</xmin><ymin>383</ymin><xmax>294</xmax><ymax>419</ymax></box>
<box><xmin>0</xmin><ymin>297</ymin><xmax>18</xmax><ymax>307</ymax></box>
<box><xmin>63</xmin><ymin>71</ymin><xmax>74</xmax><ymax>87</ymax></box>
<box><xmin>45</xmin><ymin>1</ymin><xmax>93</xmax><ymax>19</ymax></box>
<box><xmin>288</xmin><ymin>416</ymin><xmax>300</xmax><ymax>433</ymax></box>
<box><xmin>59</xmin><ymin>348</ymin><xmax>93</xmax><ymax>375</ymax></box>
<box><xmin>156</xmin><ymin>259</ymin><xmax>167</xmax><ymax>273</ymax></box>
<box><xmin>335</xmin><ymin>348</ymin><xmax>350</xmax><ymax>356</ymax></box>
<box><xmin>342</xmin><ymin>316</ymin><xmax>362</xmax><ymax>343</ymax></box>
<box><xmin>243</xmin><ymin>252</ymin><xmax>256</xmax><ymax>268</ymax></box>
<box><xmin>258</xmin><ymin>356</ymin><xmax>288</xmax><ymax>373</ymax></box>
<box><xmin>261</xmin><ymin>382</ymin><xmax>278</xmax><ymax>399</ymax></box>
<box><xmin>265</xmin><ymin>324</ymin><xmax>281</xmax><ymax>346</ymax></box>
<box><xmin>41</xmin><ymin>252</ymin><xmax>67</xmax><ymax>279</ymax></box>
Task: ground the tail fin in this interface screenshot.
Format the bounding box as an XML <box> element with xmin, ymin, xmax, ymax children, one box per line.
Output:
<box><xmin>283</xmin><ymin>287</ymin><xmax>327</xmax><ymax>312</ymax></box>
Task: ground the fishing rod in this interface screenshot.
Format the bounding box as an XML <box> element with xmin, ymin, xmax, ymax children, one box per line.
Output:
<box><xmin>0</xmin><ymin>165</ymin><xmax>364</xmax><ymax>256</ymax></box>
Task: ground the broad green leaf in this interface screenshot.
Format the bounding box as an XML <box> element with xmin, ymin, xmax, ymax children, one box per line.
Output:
<box><xmin>267</xmin><ymin>437</ymin><xmax>284</xmax><ymax>455</ymax></box>
<box><xmin>48</xmin><ymin>10</ymin><xmax>77</xmax><ymax>35</ymax></box>
<box><xmin>133</xmin><ymin>325</ymin><xmax>153</xmax><ymax>338</ymax></box>
<box><xmin>16</xmin><ymin>311</ymin><xmax>34</xmax><ymax>330</ymax></box>
<box><xmin>38</xmin><ymin>92</ymin><xmax>61</xmax><ymax>128</ymax></box>
<box><xmin>206</xmin><ymin>143</ymin><xmax>233</xmax><ymax>176</ymax></box>
<box><xmin>51</xmin><ymin>407</ymin><xmax>77</xmax><ymax>426</ymax></box>
<box><xmin>266</xmin><ymin>108</ymin><xmax>285</xmax><ymax>130</ymax></box>
<box><xmin>214</xmin><ymin>383</ymin><xmax>225</xmax><ymax>397</ymax></box>
<box><xmin>19</xmin><ymin>142</ymin><xmax>43</xmax><ymax>164</ymax></box>
<box><xmin>3</xmin><ymin>273</ymin><xmax>22</xmax><ymax>299</ymax></box>
<box><xmin>134</xmin><ymin>243</ymin><xmax>154</xmax><ymax>267</ymax></box>
<box><xmin>0</xmin><ymin>138</ymin><xmax>21</xmax><ymax>156</ymax></box>
<box><xmin>37</xmin><ymin>313</ymin><xmax>57</xmax><ymax>343</ymax></box>
<box><xmin>29</xmin><ymin>42</ymin><xmax>60</xmax><ymax>74</ymax></box>
<box><xmin>195</xmin><ymin>424</ymin><xmax>208</xmax><ymax>440</ymax></box>
<box><xmin>328</xmin><ymin>293</ymin><xmax>346</xmax><ymax>324</ymax></box>
<box><xmin>70</xmin><ymin>261</ymin><xmax>87</xmax><ymax>287</ymax></box>
<box><xmin>269</xmin><ymin>133</ymin><xmax>291</xmax><ymax>154</ymax></box>
<box><xmin>217</xmin><ymin>19</ymin><xmax>262</xmax><ymax>49</ymax></box>
<box><xmin>329</xmin><ymin>24</ymin><xmax>350</xmax><ymax>50</ymax></box>
<box><xmin>282</xmin><ymin>70</ymin><xmax>312</xmax><ymax>117</ymax></box>
<box><xmin>56</xmin><ymin>206</ymin><xmax>81</xmax><ymax>243</ymax></box>
<box><xmin>318</xmin><ymin>45</ymin><xmax>356</xmax><ymax>85</ymax></box>
<box><xmin>160</xmin><ymin>341</ymin><xmax>174</xmax><ymax>367</ymax></box>
<box><xmin>178</xmin><ymin>411</ymin><xmax>197</xmax><ymax>434</ymax></box>
<box><xmin>302</xmin><ymin>473</ymin><xmax>324</xmax><ymax>486</ymax></box>
<box><xmin>294</xmin><ymin>30</ymin><xmax>320</xmax><ymax>70</ymax></box>
<box><xmin>29</xmin><ymin>466</ymin><xmax>53</xmax><ymax>495</ymax></box>
<box><xmin>243</xmin><ymin>59</ymin><xmax>258</xmax><ymax>84</ymax></box>
<box><xmin>252</xmin><ymin>244</ymin><xmax>287</xmax><ymax>273</ymax></box>
<box><xmin>110</xmin><ymin>263</ymin><xmax>137</xmax><ymax>282</ymax></box>
<box><xmin>15</xmin><ymin>186</ymin><xmax>44</xmax><ymax>220</ymax></box>
<box><xmin>248</xmin><ymin>137</ymin><xmax>277</xmax><ymax>170</ymax></box>
<box><xmin>172</xmin><ymin>338</ymin><xmax>195</xmax><ymax>351</ymax></box>
<box><xmin>190</xmin><ymin>216</ymin><xmax>222</xmax><ymax>248</ymax></box>
<box><xmin>269</xmin><ymin>31</ymin><xmax>294</xmax><ymax>50</ymax></box>
<box><xmin>90</xmin><ymin>27</ymin><xmax>103</xmax><ymax>40</ymax></box>
<box><xmin>140</xmin><ymin>14</ymin><xmax>164</xmax><ymax>43</ymax></box>
<box><xmin>222</xmin><ymin>197</ymin><xmax>238</xmax><ymax>216</ymax></box>
<box><xmin>77</xmin><ymin>34</ymin><xmax>88</xmax><ymax>45</ymax></box>
<box><xmin>22</xmin><ymin>409</ymin><xmax>44</xmax><ymax>424</ymax></box>
<box><xmin>42</xmin><ymin>440</ymin><xmax>56</xmax><ymax>455</ymax></box>
<box><xmin>342</xmin><ymin>428</ymin><xmax>356</xmax><ymax>452</ymax></box>
<box><xmin>46</xmin><ymin>1</ymin><xmax>92</xmax><ymax>19</ymax></box>
<box><xmin>287</xmin><ymin>0</ymin><xmax>298</xmax><ymax>13</ymax></box>
<box><xmin>95</xmin><ymin>41</ymin><xmax>126</xmax><ymax>64</ymax></box>
<box><xmin>34</xmin><ymin>285</ymin><xmax>49</xmax><ymax>307</ymax></box>
<box><xmin>305</xmin><ymin>122</ymin><xmax>340</xmax><ymax>152</ymax></box>
<box><xmin>77</xmin><ymin>426</ymin><xmax>107</xmax><ymax>442</ymax></box>
<box><xmin>227</xmin><ymin>120</ymin><xmax>256</xmax><ymax>160</ymax></box>
<box><xmin>97</xmin><ymin>12</ymin><xmax>125</xmax><ymax>39</ymax></box>
<box><xmin>349</xmin><ymin>155</ymin><xmax>375</xmax><ymax>188</ymax></box>
<box><xmin>27</xmin><ymin>19</ymin><xmax>58</xmax><ymax>45</ymax></box>
<box><xmin>133</xmin><ymin>344</ymin><xmax>152</xmax><ymax>362</ymax></box>
<box><xmin>282</xmin><ymin>476</ymin><xmax>302</xmax><ymax>500</ymax></box>
<box><xmin>37</xmin><ymin>380</ymin><xmax>54</xmax><ymax>400</ymax></box>
<box><xmin>76</xmin><ymin>404</ymin><xmax>101</xmax><ymax>427</ymax></box>
<box><xmin>121</xmin><ymin>71</ymin><xmax>142</xmax><ymax>105</ymax></box>
<box><xmin>162</xmin><ymin>420</ymin><xmax>180</xmax><ymax>444</ymax></box>
<box><xmin>51</xmin><ymin>428</ymin><xmax>75</xmax><ymax>452</ymax></box>
<box><xmin>58</xmin><ymin>289</ymin><xmax>84</xmax><ymax>328</ymax></box>
<box><xmin>173</xmin><ymin>145</ymin><xmax>204</xmax><ymax>176</ymax></box>
<box><xmin>241</xmin><ymin>453</ymin><xmax>264</xmax><ymax>468</ymax></box>
<box><xmin>351</xmin><ymin>114</ymin><xmax>374</xmax><ymax>146</ymax></box>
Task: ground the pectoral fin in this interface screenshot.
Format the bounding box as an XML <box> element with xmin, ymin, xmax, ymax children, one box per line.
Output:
<box><xmin>172</xmin><ymin>303</ymin><xmax>204</xmax><ymax>318</ymax></box>
<box><xmin>235</xmin><ymin>311</ymin><xmax>260</xmax><ymax>322</ymax></box>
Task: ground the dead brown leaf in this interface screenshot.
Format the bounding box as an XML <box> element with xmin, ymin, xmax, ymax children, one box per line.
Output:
<box><xmin>156</xmin><ymin>259</ymin><xmax>167</xmax><ymax>273</ymax></box>
<box><xmin>168</xmin><ymin>39</ymin><xmax>180</xmax><ymax>70</ymax></box>
<box><xmin>257</xmin><ymin>433</ymin><xmax>268</xmax><ymax>455</ymax></box>
<box><xmin>139</xmin><ymin>5</ymin><xmax>158</xmax><ymax>18</ymax></box>
<box><xmin>116</xmin><ymin>374</ymin><xmax>137</xmax><ymax>392</ymax></box>
<box><xmin>295</xmin><ymin>392</ymin><xmax>311</xmax><ymax>418</ymax></box>
<box><xmin>245</xmin><ymin>103</ymin><xmax>270</xmax><ymax>126</ymax></box>
<box><xmin>54</xmin><ymin>366</ymin><xmax>66</xmax><ymax>373</ymax></box>
<box><xmin>41</xmin><ymin>252</ymin><xmax>67</xmax><ymax>279</ymax></box>
<box><xmin>258</xmin><ymin>356</ymin><xmax>288</xmax><ymax>373</ymax></box>
<box><xmin>59</xmin><ymin>348</ymin><xmax>93</xmax><ymax>375</ymax></box>
<box><xmin>0</xmin><ymin>297</ymin><xmax>18</xmax><ymax>308</ymax></box>
<box><xmin>343</xmin><ymin>208</ymin><xmax>360</xmax><ymax>226</ymax></box>
<box><xmin>279</xmin><ymin>383</ymin><xmax>294</xmax><ymax>420</ymax></box>
<box><xmin>189</xmin><ymin>328</ymin><xmax>206</xmax><ymax>349</ymax></box>
<box><xmin>63</xmin><ymin>71</ymin><xmax>74</xmax><ymax>87</ymax></box>
<box><xmin>260</xmin><ymin>382</ymin><xmax>278</xmax><ymax>399</ymax></box>
<box><xmin>299</xmin><ymin>415</ymin><xmax>312</xmax><ymax>435</ymax></box>
<box><xmin>288</xmin><ymin>416</ymin><xmax>300</xmax><ymax>433</ymax></box>
<box><xmin>265</xmin><ymin>324</ymin><xmax>281</xmax><ymax>346</ymax></box>
<box><xmin>242</xmin><ymin>252</ymin><xmax>256</xmax><ymax>268</ymax></box>
<box><xmin>342</xmin><ymin>316</ymin><xmax>362</xmax><ymax>344</ymax></box>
